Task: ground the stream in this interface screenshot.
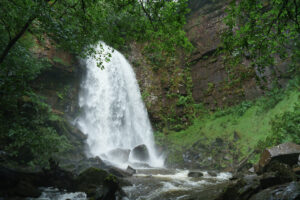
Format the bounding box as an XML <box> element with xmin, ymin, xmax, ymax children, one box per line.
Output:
<box><xmin>123</xmin><ymin>168</ymin><xmax>231</xmax><ymax>200</ymax></box>
<box><xmin>32</xmin><ymin>168</ymin><xmax>231</xmax><ymax>200</ymax></box>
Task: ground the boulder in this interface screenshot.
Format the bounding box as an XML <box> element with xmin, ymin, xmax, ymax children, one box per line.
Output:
<box><xmin>126</xmin><ymin>166</ymin><xmax>136</xmax><ymax>175</ymax></box>
<box><xmin>71</xmin><ymin>156</ymin><xmax>108</xmax><ymax>174</ymax></box>
<box><xmin>249</xmin><ymin>181</ymin><xmax>300</xmax><ymax>200</ymax></box>
<box><xmin>262</xmin><ymin>161</ymin><xmax>297</xmax><ymax>183</ymax></box>
<box><xmin>188</xmin><ymin>170</ymin><xmax>204</xmax><ymax>178</ymax></box>
<box><xmin>107</xmin><ymin>148</ymin><xmax>131</xmax><ymax>163</ymax></box>
<box><xmin>108</xmin><ymin>167</ymin><xmax>132</xmax><ymax>177</ymax></box>
<box><xmin>215</xmin><ymin>174</ymin><xmax>261</xmax><ymax>200</ymax></box>
<box><xmin>74</xmin><ymin>167</ymin><xmax>121</xmax><ymax>199</ymax></box>
<box><xmin>131</xmin><ymin>144</ymin><xmax>150</xmax><ymax>162</ymax></box>
<box><xmin>207</xmin><ymin>170</ymin><xmax>218</xmax><ymax>177</ymax></box>
<box><xmin>75</xmin><ymin>167</ymin><xmax>109</xmax><ymax>188</ymax></box>
<box><xmin>260</xmin><ymin>170</ymin><xmax>294</xmax><ymax>189</ymax></box>
<box><xmin>257</xmin><ymin>143</ymin><xmax>300</xmax><ymax>173</ymax></box>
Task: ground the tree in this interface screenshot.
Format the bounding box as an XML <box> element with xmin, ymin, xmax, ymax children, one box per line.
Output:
<box><xmin>0</xmin><ymin>0</ymin><xmax>191</xmax><ymax>65</ymax></box>
<box><xmin>222</xmin><ymin>0</ymin><xmax>300</xmax><ymax>76</ymax></box>
<box><xmin>0</xmin><ymin>0</ymin><xmax>192</xmax><ymax>166</ymax></box>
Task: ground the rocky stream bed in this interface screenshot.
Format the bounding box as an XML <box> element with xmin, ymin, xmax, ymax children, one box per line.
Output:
<box><xmin>1</xmin><ymin>142</ymin><xmax>300</xmax><ymax>200</ymax></box>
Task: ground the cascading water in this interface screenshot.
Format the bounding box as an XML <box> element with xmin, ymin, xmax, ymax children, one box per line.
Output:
<box><xmin>33</xmin><ymin>42</ymin><xmax>232</xmax><ymax>200</ymax></box>
<box><xmin>76</xmin><ymin>42</ymin><xmax>164</xmax><ymax>168</ymax></box>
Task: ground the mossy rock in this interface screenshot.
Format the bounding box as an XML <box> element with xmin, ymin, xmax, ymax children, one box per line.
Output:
<box><xmin>75</xmin><ymin>167</ymin><xmax>120</xmax><ymax>199</ymax></box>
<box><xmin>75</xmin><ymin>167</ymin><xmax>109</xmax><ymax>187</ymax></box>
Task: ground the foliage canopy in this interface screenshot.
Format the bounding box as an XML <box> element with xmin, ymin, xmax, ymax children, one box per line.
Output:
<box><xmin>0</xmin><ymin>0</ymin><xmax>192</xmax><ymax>166</ymax></box>
<box><xmin>222</xmin><ymin>0</ymin><xmax>300</xmax><ymax>76</ymax></box>
<box><xmin>0</xmin><ymin>0</ymin><xmax>191</xmax><ymax>64</ymax></box>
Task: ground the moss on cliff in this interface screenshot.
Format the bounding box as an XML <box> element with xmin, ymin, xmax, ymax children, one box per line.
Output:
<box><xmin>157</xmin><ymin>84</ymin><xmax>300</xmax><ymax>169</ymax></box>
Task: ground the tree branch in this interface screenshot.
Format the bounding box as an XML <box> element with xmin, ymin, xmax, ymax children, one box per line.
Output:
<box><xmin>139</xmin><ymin>0</ymin><xmax>155</xmax><ymax>29</ymax></box>
<box><xmin>0</xmin><ymin>16</ymin><xmax>36</xmax><ymax>65</ymax></box>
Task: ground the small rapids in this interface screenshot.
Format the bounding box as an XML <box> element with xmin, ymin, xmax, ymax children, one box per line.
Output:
<box><xmin>27</xmin><ymin>188</ymin><xmax>86</xmax><ymax>200</ymax></box>
<box><xmin>31</xmin><ymin>169</ymin><xmax>231</xmax><ymax>200</ymax></box>
<box><xmin>123</xmin><ymin>169</ymin><xmax>231</xmax><ymax>200</ymax></box>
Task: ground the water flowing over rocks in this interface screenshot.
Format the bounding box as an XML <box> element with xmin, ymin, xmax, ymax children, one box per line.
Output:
<box><xmin>188</xmin><ymin>170</ymin><xmax>204</xmax><ymax>178</ymax></box>
<box><xmin>76</xmin><ymin>42</ymin><xmax>164</xmax><ymax>168</ymax></box>
<box><xmin>107</xmin><ymin>148</ymin><xmax>131</xmax><ymax>163</ymax></box>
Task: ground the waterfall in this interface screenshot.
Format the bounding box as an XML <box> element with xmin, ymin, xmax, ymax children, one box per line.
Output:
<box><xmin>76</xmin><ymin>42</ymin><xmax>164</xmax><ymax>168</ymax></box>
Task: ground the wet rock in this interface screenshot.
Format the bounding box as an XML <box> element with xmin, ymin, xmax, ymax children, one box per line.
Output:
<box><xmin>42</xmin><ymin>159</ymin><xmax>75</xmax><ymax>190</ymax></box>
<box><xmin>216</xmin><ymin>174</ymin><xmax>261</xmax><ymax>200</ymax></box>
<box><xmin>126</xmin><ymin>166</ymin><xmax>136</xmax><ymax>175</ymax></box>
<box><xmin>208</xmin><ymin>171</ymin><xmax>218</xmax><ymax>177</ymax></box>
<box><xmin>75</xmin><ymin>167</ymin><xmax>109</xmax><ymax>188</ymax></box>
<box><xmin>101</xmin><ymin>175</ymin><xmax>122</xmax><ymax>200</ymax></box>
<box><xmin>107</xmin><ymin>148</ymin><xmax>131</xmax><ymax>163</ymax></box>
<box><xmin>188</xmin><ymin>170</ymin><xmax>204</xmax><ymax>178</ymax></box>
<box><xmin>260</xmin><ymin>172</ymin><xmax>291</xmax><ymax>189</ymax></box>
<box><xmin>75</xmin><ymin>167</ymin><xmax>121</xmax><ymax>199</ymax></box>
<box><xmin>262</xmin><ymin>161</ymin><xmax>297</xmax><ymax>183</ymax></box>
<box><xmin>249</xmin><ymin>181</ymin><xmax>300</xmax><ymax>200</ymax></box>
<box><xmin>248</xmin><ymin>167</ymin><xmax>255</xmax><ymax>173</ymax></box>
<box><xmin>131</xmin><ymin>144</ymin><xmax>150</xmax><ymax>161</ymax></box>
<box><xmin>258</xmin><ymin>143</ymin><xmax>300</xmax><ymax>173</ymax></box>
<box><xmin>237</xmin><ymin>175</ymin><xmax>261</xmax><ymax>199</ymax></box>
<box><xmin>71</xmin><ymin>156</ymin><xmax>108</xmax><ymax>174</ymax></box>
<box><xmin>108</xmin><ymin>167</ymin><xmax>132</xmax><ymax>178</ymax></box>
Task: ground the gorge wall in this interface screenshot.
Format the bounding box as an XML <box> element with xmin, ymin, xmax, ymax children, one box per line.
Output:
<box><xmin>127</xmin><ymin>0</ymin><xmax>291</xmax><ymax>130</ymax></box>
<box><xmin>31</xmin><ymin>39</ymin><xmax>87</xmax><ymax>165</ymax></box>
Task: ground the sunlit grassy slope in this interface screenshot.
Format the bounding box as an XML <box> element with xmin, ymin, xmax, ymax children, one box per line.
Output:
<box><xmin>156</xmin><ymin>88</ymin><xmax>299</xmax><ymax>163</ymax></box>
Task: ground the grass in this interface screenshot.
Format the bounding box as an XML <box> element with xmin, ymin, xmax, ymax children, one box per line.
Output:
<box><xmin>156</xmin><ymin>88</ymin><xmax>300</xmax><ymax>164</ymax></box>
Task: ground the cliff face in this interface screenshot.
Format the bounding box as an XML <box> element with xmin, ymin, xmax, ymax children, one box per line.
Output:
<box><xmin>129</xmin><ymin>0</ymin><xmax>291</xmax><ymax>128</ymax></box>
<box><xmin>31</xmin><ymin>39</ymin><xmax>83</xmax><ymax>118</ymax></box>
<box><xmin>127</xmin><ymin>42</ymin><xmax>191</xmax><ymax>130</ymax></box>
<box><xmin>31</xmin><ymin>39</ymin><xmax>87</xmax><ymax>164</ymax></box>
<box><xmin>127</xmin><ymin>0</ymin><xmax>258</xmax><ymax>129</ymax></box>
<box><xmin>187</xmin><ymin>0</ymin><xmax>292</xmax><ymax>110</ymax></box>
<box><xmin>186</xmin><ymin>0</ymin><xmax>263</xmax><ymax>110</ymax></box>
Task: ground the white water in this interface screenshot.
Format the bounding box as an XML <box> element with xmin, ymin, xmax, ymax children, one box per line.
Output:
<box><xmin>76</xmin><ymin>42</ymin><xmax>164</xmax><ymax>168</ymax></box>
<box><xmin>28</xmin><ymin>188</ymin><xmax>86</xmax><ymax>200</ymax></box>
<box><xmin>123</xmin><ymin>169</ymin><xmax>232</xmax><ymax>200</ymax></box>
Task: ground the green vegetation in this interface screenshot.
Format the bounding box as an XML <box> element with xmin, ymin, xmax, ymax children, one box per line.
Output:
<box><xmin>0</xmin><ymin>0</ymin><xmax>192</xmax><ymax>167</ymax></box>
<box><xmin>222</xmin><ymin>0</ymin><xmax>300</xmax><ymax>76</ymax></box>
<box><xmin>156</xmin><ymin>79</ymin><xmax>300</xmax><ymax>165</ymax></box>
<box><xmin>0</xmin><ymin>0</ymin><xmax>192</xmax><ymax>66</ymax></box>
